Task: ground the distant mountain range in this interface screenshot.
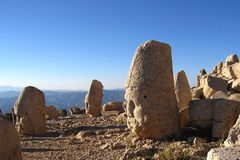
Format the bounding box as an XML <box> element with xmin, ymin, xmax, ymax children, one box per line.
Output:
<box><xmin>0</xmin><ymin>85</ymin><xmax>22</xmax><ymax>92</ymax></box>
<box><xmin>0</xmin><ymin>87</ymin><xmax>125</xmax><ymax>113</ymax></box>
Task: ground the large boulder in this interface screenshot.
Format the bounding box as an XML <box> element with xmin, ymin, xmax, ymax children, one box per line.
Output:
<box><xmin>220</xmin><ymin>61</ymin><xmax>240</xmax><ymax>79</ymax></box>
<box><xmin>116</xmin><ymin>112</ymin><xmax>127</xmax><ymax>125</ymax></box>
<box><xmin>189</xmin><ymin>99</ymin><xmax>213</xmax><ymax>129</ymax></box>
<box><xmin>175</xmin><ymin>70</ymin><xmax>192</xmax><ymax>111</ymax></box>
<box><xmin>229</xmin><ymin>93</ymin><xmax>240</xmax><ymax>102</ymax></box>
<box><xmin>191</xmin><ymin>87</ymin><xmax>203</xmax><ymax>99</ymax></box>
<box><xmin>14</xmin><ymin>86</ymin><xmax>46</xmax><ymax>135</ymax></box>
<box><xmin>189</xmin><ymin>99</ymin><xmax>240</xmax><ymax>138</ymax></box>
<box><xmin>231</xmin><ymin>78</ymin><xmax>240</xmax><ymax>92</ymax></box>
<box><xmin>230</xmin><ymin>62</ymin><xmax>240</xmax><ymax>79</ymax></box>
<box><xmin>102</xmin><ymin>101</ymin><xmax>123</xmax><ymax>111</ymax></box>
<box><xmin>210</xmin><ymin>91</ymin><xmax>229</xmax><ymax>99</ymax></box>
<box><xmin>45</xmin><ymin>105</ymin><xmax>59</xmax><ymax>120</ymax></box>
<box><xmin>58</xmin><ymin>109</ymin><xmax>68</xmax><ymax>117</ymax></box>
<box><xmin>85</xmin><ymin>80</ymin><xmax>103</xmax><ymax>117</ymax></box>
<box><xmin>224</xmin><ymin>115</ymin><xmax>240</xmax><ymax>147</ymax></box>
<box><xmin>226</xmin><ymin>54</ymin><xmax>239</xmax><ymax>65</ymax></box>
<box><xmin>203</xmin><ymin>75</ymin><xmax>228</xmax><ymax>99</ymax></box>
<box><xmin>125</xmin><ymin>40</ymin><xmax>181</xmax><ymax>139</ymax></box>
<box><xmin>221</xmin><ymin>64</ymin><xmax>236</xmax><ymax>80</ymax></box>
<box><xmin>207</xmin><ymin>146</ymin><xmax>240</xmax><ymax>160</ymax></box>
<box><xmin>0</xmin><ymin>118</ymin><xmax>22</xmax><ymax>160</ymax></box>
<box><xmin>69</xmin><ymin>106</ymin><xmax>85</xmax><ymax>115</ymax></box>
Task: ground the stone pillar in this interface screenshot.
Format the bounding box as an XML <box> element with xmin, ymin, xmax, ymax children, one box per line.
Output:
<box><xmin>85</xmin><ymin>80</ymin><xmax>103</xmax><ymax>117</ymax></box>
<box><xmin>14</xmin><ymin>86</ymin><xmax>46</xmax><ymax>135</ymax></box>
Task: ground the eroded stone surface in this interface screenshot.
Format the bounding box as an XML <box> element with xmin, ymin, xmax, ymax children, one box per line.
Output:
<box><xmin>103</xmin><ymin>101</ymin><xmax>123</xmax><ymax>111</ymax></box>
<box><xmin>125</xmin><ymin>40</ymin><xmax>180</xmax><ymax>139</ymax></box>
<box><xmin>0</xmin><ymin>118</ymin><xmax>22</xmax><ymax>160</ymax></box>
<box><xmin>46</xmin><ymin>105</ymin><xmax>59</xmax><ymax>120</ymax></box>
<box><xmin>189</xmin><ymin>99</ymin><xmax>240</xmax><ymax>138</ymax></box>
<box><xmin>85</xmin><ymin>80</ymin><xmax>103</xmax><ymax>117</ymax></box>
<box><xmin>224</xmin><ymin>115</ymin><xmax>240</xmax><ymax>147</ymax></box>
<box><xmin>175</xmin><ymin>70</ymin><xmax>192</xmax><ymax>111</ymax></box>
<box><xmin>210</xmin><ymin>91</ymin><xmax>229</xmax><ymax>99</ymax></box>
<box><xmin>207</xmin><ymin>146</ymin><xmax>240</xmax><ymax>160</ymax></box>
<box><xmin>203</xmin><ymin>75</ymin><xmax>228</xmax><ymax>99</ymax></box>
<box><xmin>229</xmin><ymin>93</ymin><xmax>240</xmax><ymax>102</ymax></box>
<box><xmin>226</xmin><ymin>54</ymin><xmax>239</xmax><ymax>65</ymax></box>
<box><xmin>14</xmin><ymin>86</ymin><xmax>46</xmax><ymax>135</ymax></box>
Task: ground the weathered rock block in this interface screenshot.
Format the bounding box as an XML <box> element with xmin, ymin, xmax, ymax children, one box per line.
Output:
<box><xmin>210</xmin><ymin>91</ymin><xmax>229</xmax><ymax>99</ymax></box>
<box><xmin>189</xmin><ymin>99</ymin><xmax>213</xmax><ymax>129</ymax></box>
<box><xmin>116</xmin><ymin>112</ymin><xmax>127</xmax><ymax>124</ymax></box>
<box><xmin>85</xmin><ymin>80</ymin><xmax>103</xmax><ymax>117</ymax></box>
<box><xmin>179</xmin><ymin>107</ymin><xmax>189</xmax><ymax>127</ymax></box>
<box><xmin>230</xmin><ymin>62</ymin><xmax>240</xmax><ymax>79</ymax></box>
<box><xmin>224</xmin><ymin>115</ymin><xmax>240</xmax><ymax>147</ymax></box>
<box><xmin>102</xmin><ymin>101</ymin><xmax>123</xmax><ymax>111</ymax></box>
<box><xmin>203</xmin><ymin>75</ymin><xmax>228</xmax><ymax>99</ymax></box>
<box><xmin>191</xmin><ymin>87</ymin><xmax>203</xmax><ymax>99</ymax></box>
<box><xmin>125</xmin><ymin>40</ymin><xmax>181</xmax><ymax>139</ymax></box>
<box><xmin>221</xmin><ymin>65</ymin><xmax>236</xmax><ymax>79</ymax></box>
<box><xmin>14</xmin><ymin>86</ymin><xmax>46</xmax><ymax>135</ymax></box>
<box><xmin>58</xmin><ymin>109</ymin><xmax>67</xmax><ymax>116</ymax></box>
<box><xmin>69</xmin><ymin>107</ymin><xmax>85</xmax><ymax>115</ymax></box>
<box><xmin>0</xmin><ymin>118</ymin><xmax>22</xmax><ymax>160</ymax></box>
<box><xmin>175</xmin><ymin>70</ymin><xmax>192</xmax><ymax>111</ymax></box>
<box><xmin>229</xmin><ymin>93</ymin><xmax>240</xmax><ymax>102</ymax></box>
<box><xmin>45</xmin><ymin>105</ymin><xmax>59</xmax><ymax>120</ymax></box>
<box><xmin>207</xmin><ymin>146</ymin><xmax>240</xmax><ymax>160</ymax></box>
<box><xmin>189</xmin><ymin>99</ymin><xmax>240</xmax><ymax>138</ymax></box>
<box><xmin>101</xmin><ymin>110</ymin><xmax>123</xmax><ymax>116</ymax></box>
<box><xmin>226</xmin><ymin>54</ymin><xmax>239</xmax><ymax>65</ymax></box>
<box><xmin>231</xmin><ymin>78</ymin><xmax>240</xmax><ymax>92</ymax></box>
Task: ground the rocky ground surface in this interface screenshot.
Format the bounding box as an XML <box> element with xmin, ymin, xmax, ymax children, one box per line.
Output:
<box><xmin>21</xmin><ymin>114</ymin><xmax>221</xmax><ymax>160</ymax></box>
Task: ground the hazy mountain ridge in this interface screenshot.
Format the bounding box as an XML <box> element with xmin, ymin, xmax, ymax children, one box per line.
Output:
<box><xmin>0</xmin><ymin>89</ymin><xmax>125</xmax><ymax>113</ymax></box>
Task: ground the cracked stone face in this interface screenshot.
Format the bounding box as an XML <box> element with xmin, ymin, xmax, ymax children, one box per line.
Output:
<box><xmin>125</xmin><ymin>40</ymin><xmax>181</xmax><ymax>139</ymax></box>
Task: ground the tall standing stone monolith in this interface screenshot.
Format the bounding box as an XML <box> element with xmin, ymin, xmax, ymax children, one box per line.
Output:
<box><xmin>175</xmin><ymin>70</ymin><xmax>192</xmax><ymax>127</ymax></box>
<box><xmin>85</xmin><ymin>80</ymin><xmax>103</xmax><ymax>117</ymax></box>
<box><xmin>125</xmin><ymin>40</ymin><xmax>181</xmax><ymax>139</ymax></box>
<box><xmin>175</xmin><ymin>70</ymin><xmax>192</xmax><ymax>110</ymax></box>
<box><xmin>14</xmin><ymin>86</ymin><xmax>46</xmax><ymax>135</ymax></box>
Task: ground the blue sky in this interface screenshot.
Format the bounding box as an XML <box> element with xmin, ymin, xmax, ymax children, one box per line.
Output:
<box><xmin>0</xmin><ymin>0</ymin><xmax>240</xmax><ymax>90</ymax></box>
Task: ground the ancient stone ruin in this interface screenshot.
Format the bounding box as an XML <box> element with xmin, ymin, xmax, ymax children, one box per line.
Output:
<box><xmin>85</xmin><ymin>80</ymin><xmax>103</xmax><ymax>117</ymax></box>
<box><xmin>125</xmin><ymin>40</ymin><xmax>181</xmax><ymax>139</ymax></box>
<box><xmin>175</xmin><ymin>70</ymin><xmax>192</xmax><ymax>127</ymax></box>
<box><xmin>102</xmin><ymin>101</ymin><xmax>124</xmax><ymax>116</ymax></box>
<box><xmin>0</xmin><ymin>118</ymin><xmax>22</xmax><ymax>160</ymax></box>
<box><xmin>45</xmin><ymin>105</ymin><xmax>59</xmax><ymax>120</ymax></box>
<box><xmin>175</xmin><ymin>70</ymin><xmax>192</xmax><ymax>111</ymax></box>
<box><xmin>14</xmin><ymin>86</ymin><xmax>47</xmax><ymax>135</ymax></box>
<box><xmin>189</xmin><ymin>99</ymin><xmax>240</xmax><ymax>138</ymax></box>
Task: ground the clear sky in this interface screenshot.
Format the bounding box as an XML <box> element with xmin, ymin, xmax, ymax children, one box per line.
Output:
<box><xmin>0</xmin><ymin>0</ymin><xmax>240</xmax><ymax>90</ymax></box>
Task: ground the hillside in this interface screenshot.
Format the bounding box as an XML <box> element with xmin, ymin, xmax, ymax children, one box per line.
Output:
<box><xmin>0</xmin><ymin>89</ymin><xmax>125</xmax><ymax>113</ymax></box>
